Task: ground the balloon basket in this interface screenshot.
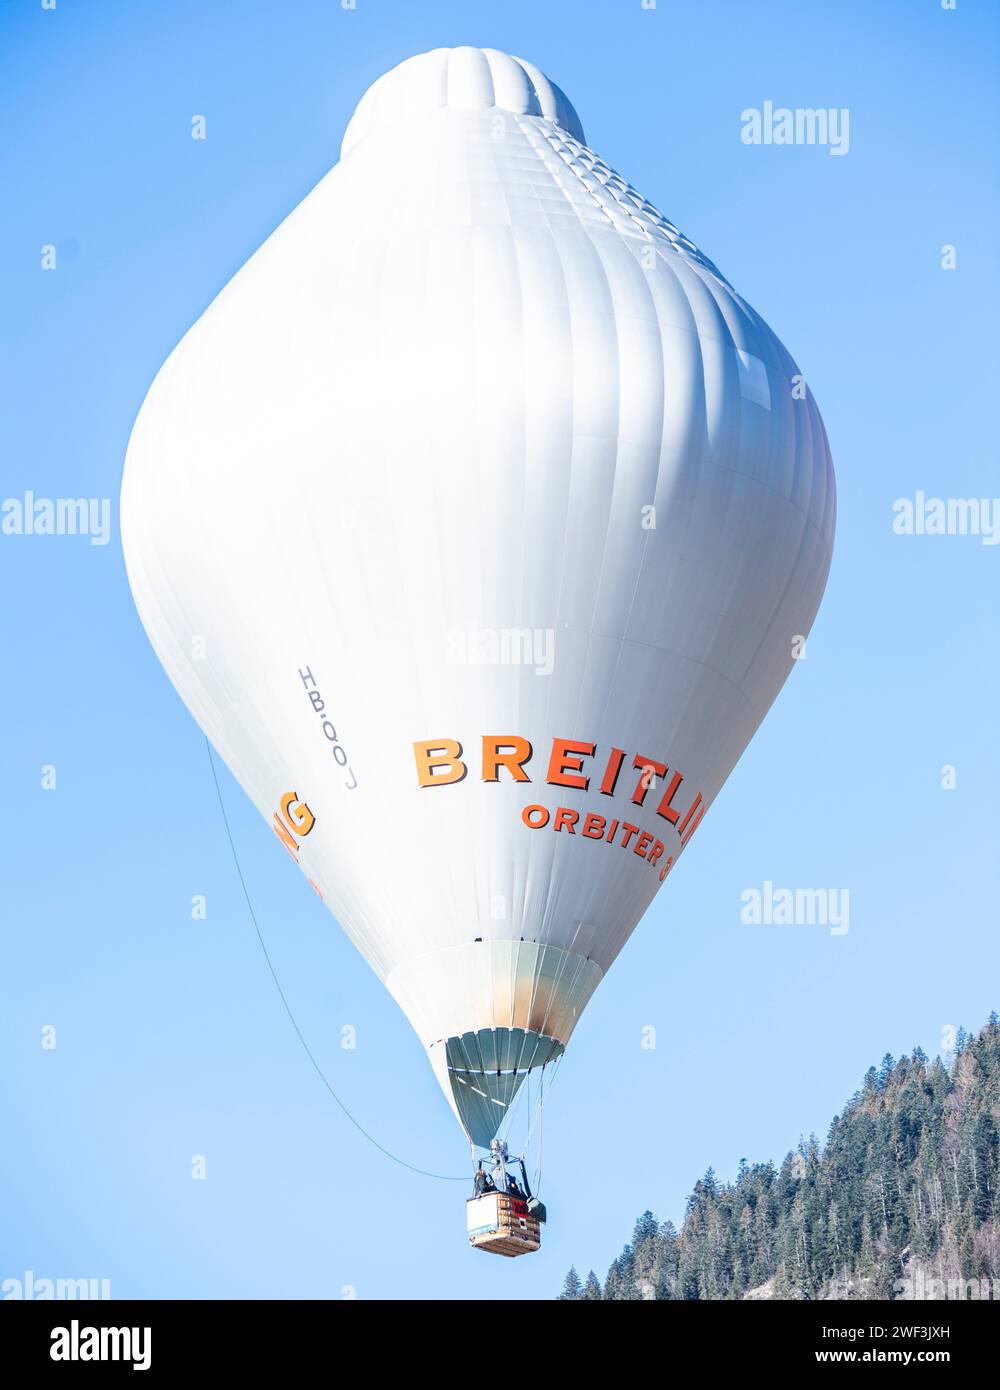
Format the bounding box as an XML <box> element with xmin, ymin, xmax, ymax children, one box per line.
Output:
<box><xmin>466</xmin><ymin>1193</ymin><xmax>541</xmax><ymax>1258</ymax></box>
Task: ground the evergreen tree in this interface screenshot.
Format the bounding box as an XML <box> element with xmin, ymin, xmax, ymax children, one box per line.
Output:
<box><xmin>558</xmin><ymin>1266</ymin><xmax>581</xmax><ymax>1301</ymax></box>
<box><xmin>632</xmin><ymin>1210</ymin><xmax>659</xmax><ymax>1246</ymax></box>
<box><xmin>603</xmin><ymin>1258</ymin><xmax>622</xmax><ymax>1301</ymax></box>
<box><xmin>878</xmin><ymin>1053</ymin><xmax>896</xmax><ymax>1090</ymax></box>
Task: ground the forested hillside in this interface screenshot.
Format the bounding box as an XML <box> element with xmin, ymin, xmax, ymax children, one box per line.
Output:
<box><xmin>559</xmin><ymin>1014</ymin><xmax>1000</xmax><ymax>1300</ymax></box>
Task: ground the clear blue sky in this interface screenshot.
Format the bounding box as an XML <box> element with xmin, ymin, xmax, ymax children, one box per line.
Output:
<box><xmin>1</xmin><ymin>0</ymin><xmax>997</xmax><ymax>1300</ymax></box>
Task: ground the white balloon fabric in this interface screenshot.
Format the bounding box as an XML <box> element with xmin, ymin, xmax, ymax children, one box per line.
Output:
<box><xmin>122</xmin><ymin>47</ymin><xmax>835</xmax><ymax>1147</ymax></box>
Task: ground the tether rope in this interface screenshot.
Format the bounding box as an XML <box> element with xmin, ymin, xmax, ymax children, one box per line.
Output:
<box><xmin>206</xmin><ymin>738</ymin><xmax>467</xmax><ymax>1182</ymax></box>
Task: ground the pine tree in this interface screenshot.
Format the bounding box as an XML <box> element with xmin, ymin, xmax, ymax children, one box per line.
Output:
<box><xmin>858</xmin><ymin>1213</ymin><xmax>876</xmax><ymax>1296</ymax></box>
<box><xmin>632</xmin><ymin>1210</ymin><xmax>659</xmax><ymax>1246</ymax></box>
<box><xmin>558</xmin><ymin>1266</ymin><xmax>581</xmax><ymax>1301</ymax></box>
<box><xmin>582</xmin><ymin>1271</ymin><xmax>602</xmax><ymax>1301</ymax></box>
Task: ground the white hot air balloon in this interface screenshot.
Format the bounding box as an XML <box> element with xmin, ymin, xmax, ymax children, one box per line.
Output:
<box><xmin>122</xmin><ymin>47</ymin><xmax>834</xmax><ymax>1246</ymax></box>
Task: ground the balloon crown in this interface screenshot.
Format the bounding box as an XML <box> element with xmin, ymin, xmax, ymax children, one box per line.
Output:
<box><xmin>341</xmin><ymin>46</ymin><xmax>586</xmax><ymax>158</ymax></box>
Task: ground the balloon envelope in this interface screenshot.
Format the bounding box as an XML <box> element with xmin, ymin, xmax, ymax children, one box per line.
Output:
<box><xmin>122</xmin><ymin>47</ymin><xmax>835</xmax><ymax>1147</ymax></box>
